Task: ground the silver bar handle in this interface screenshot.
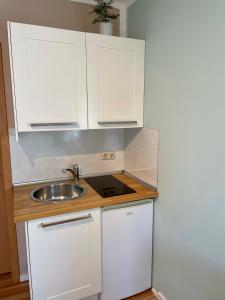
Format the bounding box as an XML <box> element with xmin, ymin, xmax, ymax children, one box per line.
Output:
<box><xmin>98</xmin><ymin>121</ymin><xmax>138</xmax><ymax>125</ymax></box>
<box><xmin>30</xmin><ymin>122</ymin><xmax>78</xmax><ymax>127</ymax></box>
<box><xmin>41</xmin><ymin>214</ymin><xmax>92</xmax><ymax>228</ymax></box>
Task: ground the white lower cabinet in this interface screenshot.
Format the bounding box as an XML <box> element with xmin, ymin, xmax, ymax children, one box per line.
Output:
<box><xmin>101</xmin><ymin>202</ymin><xmax>153</xmax><ymax>300</ymax></box>
<box><xmin>25</xmin><ymin>209</ymin><xmax>101</xmax><ymax>300</ymax></box>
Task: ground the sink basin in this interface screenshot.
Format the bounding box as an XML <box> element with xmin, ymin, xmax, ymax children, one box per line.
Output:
<box><xmin>30</xmin><ymin>183</ymin><xmax>86</xmax><ymax>203</ymax></box>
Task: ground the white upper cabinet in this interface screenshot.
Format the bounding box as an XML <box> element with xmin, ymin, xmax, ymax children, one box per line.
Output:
<box><xmin>8</xmin><ymin>22</ymin><xmax>87</xmax><ymax>133</ymax></box>
<box><xmin>8</xmin><ymin>23</ymin><xmax>145</xmax><ymax>134</ymax></box>
<box><xmin>86</xmin><ymin>33</ymin><xmax>145</xmax><ymax>129</ymax></box>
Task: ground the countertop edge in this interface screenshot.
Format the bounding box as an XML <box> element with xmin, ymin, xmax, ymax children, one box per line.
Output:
<box><xmin>14</xmin><ymin>194</ymin><xmax>158</xmax><ymax>223</ymax></box>
<box><xmin>13</xmin><ymin>173</ymin><xmax>158</xmax><ymax>223</ymax></box>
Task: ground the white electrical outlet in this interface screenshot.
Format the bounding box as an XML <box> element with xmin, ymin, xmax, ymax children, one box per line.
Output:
<box><xmin>101</xmin><ymin>152</ymin><xmax>116</xmax><ymax>160</ymax></box>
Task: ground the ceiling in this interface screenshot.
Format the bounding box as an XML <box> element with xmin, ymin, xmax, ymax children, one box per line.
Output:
<box><xmin>70</xmin><ymin>0</ymin><xmax>136</xmax><ymax>7</ymax></box>
<box><xmin>115</xmin><ymin>0</ymin><xmax>136</xmax><ymax>5</ymax></box>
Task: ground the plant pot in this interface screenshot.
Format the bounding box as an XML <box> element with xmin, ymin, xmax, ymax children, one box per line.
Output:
<box><xmin>99</xmin><ymin>22</ymin><xmax>113</xmax><ymax>35</ymax></box>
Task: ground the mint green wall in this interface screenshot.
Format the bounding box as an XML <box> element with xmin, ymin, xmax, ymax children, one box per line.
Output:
<box><xmin>128</xmin><ymin>1</ymin><xmax>225</xmax><ymax>299</ymax></box>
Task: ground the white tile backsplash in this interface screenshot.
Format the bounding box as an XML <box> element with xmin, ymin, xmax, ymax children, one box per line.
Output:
<box><xmin>9</xmin><ymin>129</ymin><xmax>124</xmax><ymax>184</ymax></box>
<box><xmin>9</xmin><ymin>128</ymin><xmax>158</xmax><ymax>187</ymax></box>
<box><xmin>124</xmin><ymin>128</ymin><xmax>158</xmax><ymax>187</ymax></box>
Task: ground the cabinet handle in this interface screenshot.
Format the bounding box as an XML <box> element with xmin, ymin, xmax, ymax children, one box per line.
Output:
<box><xmin>98</xmin><ymin>121</ymin><xmax>138</xmax><ymax>125</ymax></box>
<box><xmin>30</xmin><ymin>122</ymin><xmax>78</xmax><ymax>127</ymax></box>
<box><xmin>41</xmin><ymin>214</ymin><xmax>92</xmax><ymax>228</ymax></box>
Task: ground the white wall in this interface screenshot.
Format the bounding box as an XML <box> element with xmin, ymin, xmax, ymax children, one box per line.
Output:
<box><xmin>128</xmin><ymin>1</ymin><xmax>225</xmax><ymax>299</ymax></box>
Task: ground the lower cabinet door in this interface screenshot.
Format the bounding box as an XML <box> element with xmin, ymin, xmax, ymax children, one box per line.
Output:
<box><xmin>26</xmin><ymin>209</ymin><xmax>101</xmax><ymax>300</ymax></box>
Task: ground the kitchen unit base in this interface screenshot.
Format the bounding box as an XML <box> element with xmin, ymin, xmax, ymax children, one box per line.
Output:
<box><xmin>26</xmin><ymin>209</ymin><xmax>101</xmax><ymax>300</ymax></box>
<box><xmin>101</xmin><ymin>201</ymin><xmax>153</xmax><ymax>300</ymax></box>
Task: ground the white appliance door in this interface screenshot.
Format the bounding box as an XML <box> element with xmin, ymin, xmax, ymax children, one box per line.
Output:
<box><xmin>101</xmin><ymin>202</ymin><xmax>153</xmax><ymax>300</ymax></box>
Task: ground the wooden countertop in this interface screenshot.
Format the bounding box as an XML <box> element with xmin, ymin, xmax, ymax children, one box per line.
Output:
<box><xmin>13</xmin><ymin>173</ymin><xmax>158</xmax><ymax>223</ymax></box>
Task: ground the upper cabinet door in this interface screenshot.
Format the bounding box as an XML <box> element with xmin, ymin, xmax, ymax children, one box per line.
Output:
<box><xmin>86</xmin><ymin>33</ymin><xmax>145</xmax><ymax>129</ymax></box>
<box><xmin>8</xmin><ymin>22</ymin><xmax>87</xmax><ymax>133</ymax></box>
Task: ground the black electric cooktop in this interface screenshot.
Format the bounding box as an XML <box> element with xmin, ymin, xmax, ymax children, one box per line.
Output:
<box><xmin>85</xmin><ymin>175</ymin><xmax>136</xmax><ymax>198</ymax></box>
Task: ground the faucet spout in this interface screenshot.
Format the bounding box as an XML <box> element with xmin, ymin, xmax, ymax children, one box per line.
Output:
<box><xmin>63</xmin><ymin>164</ymin><xmax>80</xmax><ymax>184</ymax></box>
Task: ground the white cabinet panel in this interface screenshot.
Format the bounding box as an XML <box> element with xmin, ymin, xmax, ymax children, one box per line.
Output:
<box><xmin>101</xmin><ymin>202</ymin><xmax>153</xmax><ymax>300</ymax></box>
<box><xmin>8</xmin><ymin>22</ymin><xmax>87</xmax><ymax>133</ymax></box>
<box><xmin>8</xmin><ymin>23</ymin><xmax>146</xmax><ymax>133</ymax></box>
<box><xmin>86</xmin><ymin>33</ymin><xmax>145</xmax><ymax>129</ymax></box>
<box><xmin>26</xmin><ymin>209</ymin><xmax>101</xmax><ymax>300</ymax></box>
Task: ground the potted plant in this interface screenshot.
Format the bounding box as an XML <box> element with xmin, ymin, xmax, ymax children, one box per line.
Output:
<box><xmin>90</xmin><ymin>0</ymin><xmax>119</xmax><ymax>35</ymax></box>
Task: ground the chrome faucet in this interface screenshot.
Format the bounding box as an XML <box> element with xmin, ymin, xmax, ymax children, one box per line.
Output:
<box><xmin>63</xmin><ymin>164</ymin><xmax>80</xmax><ymax>184</ymax></box>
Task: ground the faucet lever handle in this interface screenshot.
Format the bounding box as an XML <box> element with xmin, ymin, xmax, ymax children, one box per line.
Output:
<box><xmin>72</xmin><ymin>164</ymin><xmax>80</xmax><ymax>183</ymax></box>
<box><xmin>73</xmin><ymin>163</ymin><xmax>79</xmax><ymax>169</ymax></box>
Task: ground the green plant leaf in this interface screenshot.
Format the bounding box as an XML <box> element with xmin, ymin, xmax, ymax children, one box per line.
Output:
<box><xmin>89</xmin><ymin>0</ymin><xmax>119</xmax><ymax>24</ymax></box>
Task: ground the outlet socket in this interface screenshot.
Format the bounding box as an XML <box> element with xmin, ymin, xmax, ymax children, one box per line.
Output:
<box><xmin>101</xmin><ymin>152</ymin><xmax>116</xmax><ymax>160</ymax></box>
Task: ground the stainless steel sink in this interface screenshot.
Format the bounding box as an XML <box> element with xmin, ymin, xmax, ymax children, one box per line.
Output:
<box><xmin>30</xmin><ymin>183</ymin><xmax>86</xmax><ymax>203</ymax></box>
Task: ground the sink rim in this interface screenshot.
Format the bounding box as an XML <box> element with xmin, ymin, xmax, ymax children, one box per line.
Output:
<box><xmin>30</xmin><ymin>182</ymin><xmax>87</xmax><ymax>204</ymax></box>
